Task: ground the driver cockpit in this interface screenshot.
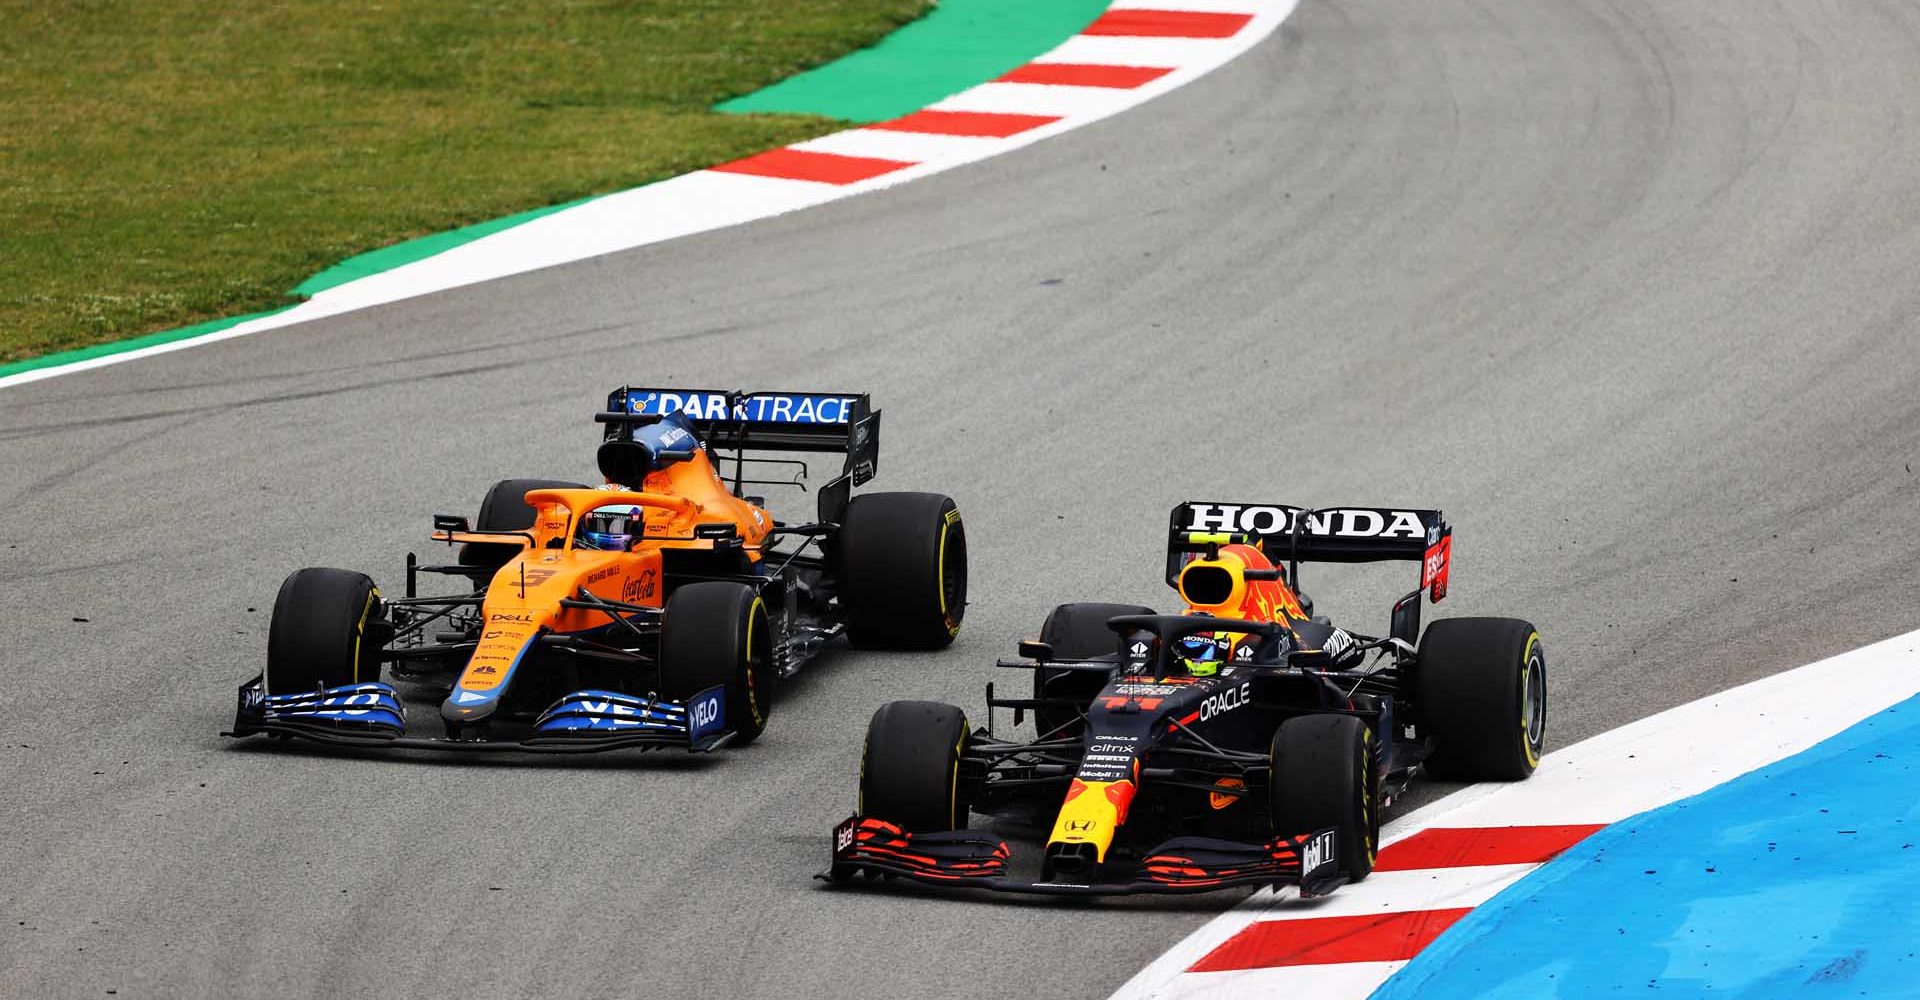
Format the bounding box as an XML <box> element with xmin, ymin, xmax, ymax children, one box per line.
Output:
<box><xmin>576</xmin><ymin>505</ymin><xmax>644</xmax><ymax>551</ymax></box>
<box><xmin>1173</xmin><ymin>632</ymin><xmax>1230</xmax><ymax>677</ymax></box>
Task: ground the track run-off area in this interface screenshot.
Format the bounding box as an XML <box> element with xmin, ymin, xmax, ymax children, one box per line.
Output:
<box><xmin>5</xmin><ymin>0</ymin><xmax>1920</xmax><ymax>998</ymax></box>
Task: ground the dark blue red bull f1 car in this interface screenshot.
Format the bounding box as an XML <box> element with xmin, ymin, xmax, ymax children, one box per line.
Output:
<box><xmin>826</xmin><ymin>501</ymin><xmax>1546</xmax><ymax>896</ymax></box>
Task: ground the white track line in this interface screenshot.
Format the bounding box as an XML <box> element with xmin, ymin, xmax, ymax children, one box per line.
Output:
<box><xmin>1108</xmin><ymin>0</ymin><xmax>1276</xmax><ymax>11</ymax></box>
<box><xmin>1040</xmin><ymin>36</ymin><xmax>1246</xmax><ymax>65</ymax></box>
<box><xmin>1169</xmin><ymin>962</ymin><xmax>1409</xmax><ymax>1000</ymax></box>
<box><xmin>791</xmin><ymin>129</ymin><xmax>1010</xmax><ymax>163</ymax></box>
<box><xmin>929</xmin><ymin>83</ymin><xmax>1131</xmax><ymax>118</ymax></box>
<box><xmin>1270</xmin><ymin>863</ymin><xmax>1540</xmax><ymax>918</ymax></box>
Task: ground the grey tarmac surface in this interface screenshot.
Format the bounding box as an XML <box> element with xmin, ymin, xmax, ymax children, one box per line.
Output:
<box><xmin>6</xmin><ymin>0</ymin><xmax>1920</xmax><ymax>997</ymax></box>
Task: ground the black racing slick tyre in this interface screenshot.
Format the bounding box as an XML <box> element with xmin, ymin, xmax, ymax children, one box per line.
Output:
<box><xmin>1415</xmin><ymin>617</ymin><xmax>1547</xmax><ymax>781</ymax></box>
<box><xmin>1269</xmin><ymin>714</ymin><xmax>1378</xmax><ymax>881</ymax></box>
<box><xmin>459</xmin><ymin>477</ymin><xmax>589</xmax><ymax>569</ymax></box>
<box><xmin>859</xmin><ymin>700</ymin><xmax>972</xmax><ymax>833</ymax></box>
<box><xmin>1031</xmin><ymin>602</ymin><xmax>1155</xmax><ymax>740</ymax></box>
<box><xmin>660</xmin><ymin>582</ymin><xmax>773</xmax><ymax>746</ymax></box>
<box><xmin>265</xmin><ymin>568</ymin><xmax>384</xmax><ymax>695</ymax></box>
<box><xmin>837</xmin><ymin>492</ymin><xmax>967</xmax><ymax>650</ymax></box>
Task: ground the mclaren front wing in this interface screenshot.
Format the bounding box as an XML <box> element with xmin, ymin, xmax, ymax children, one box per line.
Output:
<box><xmin>222</xmin><ymin>677</ymin><xmax>735</xmax><ymax>754</ymax></box>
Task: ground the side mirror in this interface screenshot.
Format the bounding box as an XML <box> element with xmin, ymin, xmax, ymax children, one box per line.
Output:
<box><xmin>1017</xmin><ymin>640</ymin><xmax>1053</xmax><ymax>662</ymax></box>
<box><xmin>694</xmin><ymin>522</ymin><xmax>742</xmax><ymax>550</ymax></box>
<box><xmin>1288</xmin><ymin>648</ymin><xmax>1333</xmax><ymax>670</ymax></box>
<box><xmin>433</xmin><ymin>514</ymin><xmax>471</xmax><ymax>533</ymax></box>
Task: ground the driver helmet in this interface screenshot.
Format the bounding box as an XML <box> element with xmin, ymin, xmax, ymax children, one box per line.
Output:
<box><xmin>579</xmin><ymin>506</ymin><xmax>643</xmax><ymax>551</ymax></box>
<box><xmin>1176</xmin><ymin>633</ymin><xmax>1228</xmax><ymax>677</ymax></box>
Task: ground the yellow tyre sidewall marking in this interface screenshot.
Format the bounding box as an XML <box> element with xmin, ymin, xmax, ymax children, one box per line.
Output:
<box><xmin>949</xmin><ymin>718</ymin><xmax>968</xmax><ymax>829</ymax></box>
<box><xmin>1361</xmin><ymin>726</ymin><xmax>1377</xmax><ymax>862</ymax></box>
<box><xmin>1521</xmin><ymin>631</ymin><xmax>1542</xmax><ymax>767</ymax></box>
<box><xmin>744</xmin><ymin>596</ymin><xmax>767</xmax><ymax>727</ymax></box>
<box><xmin>352</xmin><ymin>587</ymin><xmax>379</xmax><ymax>684</ymax></box>
<box><xmin>938</xmin><ymin>507</ymin><xmax>962</xmax><ymax>636</ymax></box>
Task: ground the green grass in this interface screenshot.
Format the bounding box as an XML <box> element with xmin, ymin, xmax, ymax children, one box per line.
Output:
<box><xmin>0</xmin><ymin>0</ymin><xmax>930</xmax><ymax>363</ymax></box>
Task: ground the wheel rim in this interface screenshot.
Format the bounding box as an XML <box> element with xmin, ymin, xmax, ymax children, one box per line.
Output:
<box><xmin>947</xmin><ymin>722</ymin><xmax>969</xmax><ymax>828</ymax></box>
<box><xmin>743</xmin><ymin>597</ymin><xmax>770</xmax><ymax>728</ymax></box>
<box><xmin>938</xmin><ymin>514</ymin><xmax>967</xmax><ymax>635</ymax></box>
<box><xmin>1358</xmin><ymin>734</ymin><xmax>1378</xmax><ymax>864</ymax></box>
<box><xmin>1521</xmin><ymin>644</ymin><xmax>1547</xmax><ymax>765</ymax></box>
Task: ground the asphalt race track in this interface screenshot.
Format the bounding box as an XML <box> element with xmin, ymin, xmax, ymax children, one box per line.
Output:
<box><xmin>6</xmin><ymin>1</ymin><xmax>1920</xmax><ymax>997</ymax></box>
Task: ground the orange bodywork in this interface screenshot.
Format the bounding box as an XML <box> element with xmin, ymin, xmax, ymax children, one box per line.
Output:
<box><xmin>434</xmin><ymin>449</ymin><xmax>773</xmax><ymax>721</ymax></box>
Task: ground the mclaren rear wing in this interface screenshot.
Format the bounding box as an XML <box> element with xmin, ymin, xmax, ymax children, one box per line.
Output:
<box><xmin>599</xmin><ymin>386</ymin><xmax>878</xmax><ymax>524</ymax></box>
<box><xmin>1165</xmin><ymin>501</ymin><xmax>1452</xmax><ymax>603</ymax></box>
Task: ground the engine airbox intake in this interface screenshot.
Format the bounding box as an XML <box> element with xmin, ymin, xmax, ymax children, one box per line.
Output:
<box><xmin>1178</xmin><ymin>561</ymin><xmax>1239</xmax><ymax>607</ymax></box>
<box><xmin>596</xmin><ymin>439</ymin><xmax>655</xmax><ymax>485</ymax></box>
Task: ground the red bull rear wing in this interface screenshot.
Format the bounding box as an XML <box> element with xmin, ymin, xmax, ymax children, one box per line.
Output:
<box><xmin>1167</xmin><ymin>501</ymin><xmax>1452</xmax><ymax>602</ymax></box>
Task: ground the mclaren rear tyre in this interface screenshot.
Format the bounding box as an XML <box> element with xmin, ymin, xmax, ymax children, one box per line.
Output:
<box><xmin>660</xmin><ymin>582</ymin><xmax>773</xmax><ymax>746</ymax></box>
<box><xmin>458</xmin><ymin>477</ymin><xmax>589</xmax><ymax>570</ymax></box>
<box><xmin>265</xmin><ymin>568</ymin><xmax>384</xmax><ymax>695</ymax></box>
<box><xmin>838</xmin><ymin>492</ymin><xmax>968</xmax><ymax>650</ymax></box>
<box><xmin>859</xmin><ymin>700</ymin><xmax>971</xmax><ymax>833</ymax></box>
<box><xmin>1269</xmin><ymin>714</ymin><xmax>1378</xmax><ymax>881</ymax></box>
<box><xmin>1031</xmin><ymin>601</ymin><xmax>1155</xmax><ymax>740</ymax></box>
<box><xmin>1415</xmin><ymin>617</ymin><xmax>1546</xmax><ymax>781</ymax></box>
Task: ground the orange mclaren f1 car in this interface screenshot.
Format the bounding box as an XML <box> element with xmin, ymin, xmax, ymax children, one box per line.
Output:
<box><xmin>825</xmin><ymin>501</ymin><xmax>1544</xmax><ymax>896</ymax></box>
<box><xmin>225</xmin><ymin>387</ymin><xmax>967</xmax><ymax>754</ymax></box>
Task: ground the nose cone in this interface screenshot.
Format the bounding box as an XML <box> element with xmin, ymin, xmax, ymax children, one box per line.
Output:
<box><xmin>1047</xmin><ymin>777</ymin><xmax>1137</xmax><ymax>864</ymax></box>
<box><xmin>441</xmin><ymin>686</ymin><xmax>499</xmax><ymax>722</ymax></box>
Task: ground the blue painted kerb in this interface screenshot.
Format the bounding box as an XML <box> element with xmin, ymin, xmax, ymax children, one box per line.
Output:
<box><xmin>1373</xmin><ymin>696</ymin><xmax>1920</xmax><ymax>999</ymax></box>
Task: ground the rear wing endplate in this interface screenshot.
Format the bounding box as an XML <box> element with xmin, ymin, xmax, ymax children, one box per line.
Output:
<box><xmin>603</xmin><ymin>387</ymin><xmax>879</xmax><ymax>524</ymax></box>
<box><xmin>1166</xmin><ymin>501</ymin><xmax>1452</xmax><ymax>602</ymax></box>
